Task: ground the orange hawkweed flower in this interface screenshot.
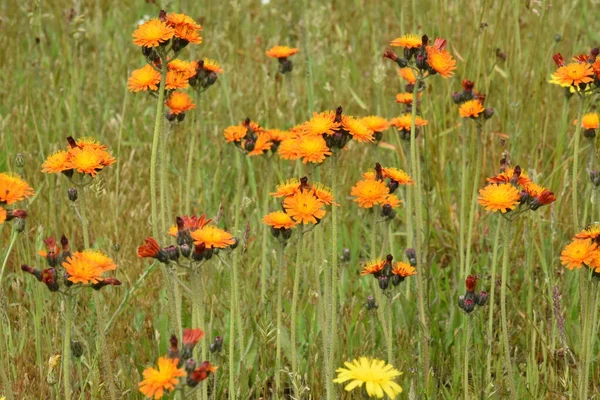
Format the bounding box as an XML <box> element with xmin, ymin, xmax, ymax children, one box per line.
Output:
<box><xmin>0</xmin><ymin>207</ymin><xmax>6</xmax><ymax>224</ymax></box>
<box><xmin>575</xmin><ymin>223</ymin><xmax>600</xmax><ymax>241</ymax></box>
<box><xmin>574</xmin><ymin>113</ymin><xmax>600</xmax><ymax>130</ymax></box>
<box><xmin>198</xmin><ymin>58</ymin><xmax>224</xmax><ymax>74</ymax></box>
<box><xmin>391</xmin><ymin>262</ymin><xmax>416</xmax><ymax>277</ymax></box>
<box><xmin>0</xmin><ymin>173</ymin><xmax>34</xmax><ymax>205</ymax></box>
<box><xmin>167</xmin><ymin>59</ymin><xmax>197</xmax><ymax>79</ymax></box>
<box><xmin>426</xmin><ymin>45</ymin><xmax>457</xmax><ymax>78</ymax></box>
<box><xmin>270</xmin><ymin>178</ymin><xmax>301</xmax><ymax>198</ymax></box>
<box><xmin>382</xmin><ymin>194</ymin><xmax>402</xmax><ymax>209</ymax></box>
<box><xmin>283</xmin><ymin>190</ymin><xmax>326</xmax><ymax>224</ymax></box>
<box><xmin>398</xmin><ymin>67</ymin><xmax>416</xmax><ymax>84</ymax></box>
<box><xmin>560</xmin><ymin>239</ymin><xmax>600</xmax><ymax>270</ymax></box>
<box><xmin>312</xmin><ymin>183</ymin><xmax>337</xmax><ymax>206</ymax></box>
<box><xmin>41</xmin><ymin>150</ymin><xmax>70</xmax><ymax>174</ymax></box>
<box><xmin>343</xmin><ymin>117</ymin><xmax>374</xmax><ymax>143</ymax></box>
<box><xmin>68</xmin><ymin>147</ymin><xmax>115</xmax><ymax>177</ymax></box>
<box><xmin>278</xmin><ymin>138</ymin><xmax>300</xmax><ymax>160</ymax></box>
<box><xmin>554</xmin><ymin>62</ymin><xmax>594</xmax><ymax>86</ymax></box>
<box><xmin>390</xmin><ymin>114</ymin><xmax>428</xmax><ymax>130</ymax></box>
<box><xmin>390</xmin><ymin>34</ymin><xmax>422</xmax><ymax>49</ymax></box>
<box><xmin>166</xmin><ymin>13</ymin><xmax>202</xmax><ymax>31</ymax></box>
<box><xmin>395</xmin><ymin>93</ymin><xmax>414</xmax><ymax>105</ymax></box>
<box><xmin>266</xmin><ymin>45</ymin><xmax>299</xmax><ymax>59</ymax></box>
<box><xmin>137</xmin><ymin>237</ymin><xmax>161</xmax><ymax>259</ymax></box>
<box><xmin>166</xmin><ymin>91</ymin><xmax>196</xmax><ymax>115</ymax></box>
<box><xmin>63</xmin><ymin>250</ymin><xmax>116</xmax><ymax>285</ymax></box>
<box><xmin>382</xmin><ymin>167</ymin><xmax>414</xmax><ymax>185</ymax></box>
<box><xmin>128</xmin><ymin>65</ymin><xmax>161</xmax><ymax>92</ymax></box>
<box><xmin>168</xmin><ymin>214</ymin><xmax>212</xmax><ymax>237</ymax></box>
<box><xmin>361</xmin><ymin>116</ymin><xmax>389</xmax><ymax>133</ymax></box>
<box><xmin>459</xmin><ymin>100</ymin><xmax>485</xmax><ymax>118</ymax></box>
<box><xmin>304</xmin><ymin>111</ymin><xmax>340</xmax><ymax>136</ymax></box>
<box><xmin>487</xmin><ymin>167</ymin><xmax>531</xmax><ymax>186</ymax></box>
<box><xmin>263</xmin><ymin>211</ymin><xmax>296</xmax><ymax>229</ymax></box>
<box><xmin>173</xmin><ymin>25</ymin><xmax>202</xmax><ymax>44</ymax></box>
<box><xmin>248</xmin><ymin>133</ymin><xmax>273</xmax><ymax>156</ymax></box>
<box><xmin>297</xmin><ymin>136</ymin><xmax>332</xmax><ymax>164</ymax></box>
<box><xmin>361</xmin><ymin>259</ymin><xmax>385</xmax><ymax>276</ymax></box>
<box><xmin>165</xmin><ymin>70</ymin><xmax>190</xmax><ymax>90</ymax></box>
<box><xmin>266</xmin><ymin>129</ymin><xmax>291</xmax><ymax>142</ymax></box>
<box><xmin>351</xmin><ymin>179</ymin><xmax>389</xmax><ymax>208</ymax></box>
<box><xmin>477</xmin><ymin>183</ymin><xmax>520</xmax><ymax>213</ymax></box>
<box><xmin>191</xmin><ymin>226</ymin><xmax>235</xmax><ymax>249</ymax></box>
<box><xmin>223</xmin><ymin>125</ymin><xmax>247</xmax><ymax>143</ymax></box>
<box><xmin>138</xmin><ymin>357</ymin><xmax>186</xmax><ymax>400</ymax></box>
<box><xmin>133</xmin><ymin>19</ymin><xmax>174</xmax><ymax>47</ymax></box>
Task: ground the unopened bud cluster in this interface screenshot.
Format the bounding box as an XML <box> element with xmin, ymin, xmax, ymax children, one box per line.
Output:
<box><xmin>457</xmin><ymin>275</ymin><xmax>488</xmax><ymax>314</ymax></box>
<box><xmin>167</xmin><ymin>329</ymin><xmax>218</xmax><ymax>388</ymax></box>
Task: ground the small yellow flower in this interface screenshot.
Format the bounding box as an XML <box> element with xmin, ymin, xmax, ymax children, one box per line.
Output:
<box><xmin>333</xmin><ymin>357</ymin><xmax>403</xmax><ymax>399</ymax></box>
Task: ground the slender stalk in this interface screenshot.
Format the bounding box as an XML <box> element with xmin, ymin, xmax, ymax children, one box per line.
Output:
<box><xmin>0</xmin><ymin>229</ymin><xmax>18</xmax><ymax>287</ymax></box>
<box><xmin>0</xmin><ymin>229</ymin><xmax>18</xmax><ymax>400</ymax></box>
<box><xmin>464</xmin><ymin>316</ymin><xmax>472</xmax><ymax>400</ymax></box>
<box><xmin>62</xmin><ymin>295</ymin><xmax>73</xmax><ymax>400</ymax></box>
<box><xmin>485</xmin><ymin>221</ymin><xmax>502</xmax><ymax>388</ymax></box>
<box><xmin>327</xmin><ymin>152</ymin><xmax>340</xmax><ymax>399</ymax></box>
<box><xmin>151</xmin><ymin>54</ymin><xmax>168</xmax><ymax>239</ymax></box>
<box><xmin>459</xmin><ymin>124</ymin><xmax>469</xmax><ymax>280</ymax></box>
<box><xmin>572</xmin><ymin>96</ymin><xmax>585</xmax><ymax>229</ymax></box>
<box><xmin>465</xmin><ymin>125</ymin><xmax>483</xmax><ymax>276</ymax></box>
<box><xmin>191</xmin><ymin>270</ymin><xmax>207</xmax><ymax>400</ymax></box>
<box><xmin>579</xmin><ymin>276</ymin><xmax>598</xmax><ymax>400</ymax></box>
<box><xmin>290</xmin><ymin>228</ymin><xmax>304</xmax><ymax>376</ymax></box>
<box><xmin>275</xmin><ymin>243</ymin><xmax>286</xmax><ymax>397</ymax></box>
<box><xmin>387</xmin><ymin>294</ymin><xmax>393</xmax><ymax>364</ymax></box>
<box><xmin>500</xmin><ymin>219</ymin><xmax>517</xmax><ymax>398</ymax></box>
<box><xmin>410</xmin><ymin>73</ymin><xmax>429</xmax><ymax>385</ymax></box>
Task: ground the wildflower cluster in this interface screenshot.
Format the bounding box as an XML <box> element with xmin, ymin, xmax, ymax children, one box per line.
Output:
<box><xmin>452</xmin><ymin>79</ymin><xmax>494</xmax><ymax>121</ymax></box>
<box><xmin>139</xmin><ymin>328</ymin><xmax>217</xmax><ymax>399</ymax></box>
<box><xmin>223</xmin><ymin>118</ymin><xmax>278</xmax><ymax>156</ymax></box>
<box><xmin>0</xmin><ymin>172</ymin><xmax>33</xmax><ymax>226</ymax></box>
<box><xmin>361</xmin><ymin>251</ymin><xmax>417</xmax><ymax>291</ymax></box>
<box><xmin>550</xmin><ymin>48</ymin><xmax>600</xmax><ymax>94</ymax></box>
<box><xmin>128</xmin><ymin>10</ymin><xmax>223</xmax><ymax>120</ymax></box>
<box><xmin>138</xmin><ymin>214</ymin><xmax>237</xmax><ymax>265</ymax></box>
<box><xmin>22</xmin><ymin>235</ymin><xmax>120</xmax><ymax>291</ymax></box>
<box><xmin>333</xmin><ymin>356</ymin><xmax>403</xmax><ymax>399</ymax></box>
<box><xmin>478</xmin><ymin>162</ymin><xmax>556</xmax><ymax>217</ymax></box>
<box><xmin>457</xmin><ymin>275</ymin><xmax>488</xmax><ymax>314</ymax></box>
<box><xmin>266</xmin><ymin>45</ymin><xmax>299</xmax><ymax>74</ymax></box>
<box><xmin>41</xmin><ymin>137</ymin><xmax>115</xmax><ymax>178</ymax></box>
<box><xmin>560</xmin><ymin>224</ymin><xmax>600</xmax><ymax>277</ymax></box>
<box><xmin>350</xmin><ymin>163</ymin><xmax>413</xmax><ymax>219</ymax></box>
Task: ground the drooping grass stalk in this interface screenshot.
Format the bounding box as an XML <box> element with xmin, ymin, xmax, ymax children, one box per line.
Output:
<box><xmin>463</xmin><ymin>316</ymin><xmax>472</xmax><ymax>400</ymax></box>
<box><xmin>62</xmin><ymin>295</ymin><xmax>73</xmax><ymax>400</ymax></box>
<box><xmin>327</xmin><ymin>152</ymin><xmax>340</xmax><ymax>399</ymax></box>
<box><xmin>275</xmin><ymin>242</ymin><xmax>286</xmax><ymax>397</ymax></box>
<box><xmin>485</xmin><ymin>221</ymin><xmax>502</xmax><ymax>388</ymax></box>
<box><xmin>290</xmin><ymin>227</ymin><xmax>304</xmax><ymax>376</ymax></box>
<box><xmin>409</xmin><ymin>73</ymin><xmax>430</xmax><ymax>385</ymax></box>
<box><xmin>500</xmin><ymin>219</ymin><xmax>517</xmax><ymax>398</ymax></box>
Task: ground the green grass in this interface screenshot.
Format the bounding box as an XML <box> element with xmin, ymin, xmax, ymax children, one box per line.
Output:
<box><xmin>1</xmin><ymin>0</ymin><xmax>600</xmax><ymax>398</ymax></box>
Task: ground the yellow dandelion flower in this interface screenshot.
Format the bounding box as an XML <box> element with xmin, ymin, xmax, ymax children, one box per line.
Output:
<box><xmin>459</xmin><ymin>100</ymin><xmax>485</xmax><ymax>118</ymax></box>
<box><xmin>283</xmin><ymin>190</ymin><xmax>326</xmax><ymax>224</ymax></box>
<box><xmin>138</xmin><ymin>357</ymin><xmax>186</xmax><ymax>400</ymax></box>
<box><xmin>0</xmin><ymin>173</ymin><xmax>35</xmax><ymax>205</ymax></box>
<box><xmin>390</xmin><ymin>34</ymin><xmax>422</xmax><ymax>49</ymax></box>
<box><xmin>333</xmin><ymin>357</ymin><xmax>403</xmax><ymax>399</ymax></box>
<box><xmin>128</xmin><ymin>65</ymin><xmax>161</xmax><ymax>92</ymax></box>
<box><xmin>132</xmin><ymin>19</ymin><xmax>174</xmax><ymax>48</ymax></box>
<box><xmin>351</xmin><ymin>179</ymin><xmax>389</xmax><ymax>208</ymax></box>
<box><xmin>477</xmin><ymin>183</ymin><xmax>520</xmax><ymax>213</ymax></box>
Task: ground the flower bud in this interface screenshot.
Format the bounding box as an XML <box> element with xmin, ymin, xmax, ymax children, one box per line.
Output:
<box><xmin>209</xmin><ymin>336</ymin><xmax>223</xmax><ymax>353</ymax></box>
<box><xmin>68</xmin><ymin>187</ymin><xmax>78</xmax><ymax>202</ymax></box>
<box><xmin>172</xmin><ymin>37</ymin><xmax>189</xmax><ymax>52</ymax></box>
<box><xmin>415</xmin><ymin>54</ymin><xmax>427</xmax><ymax>70</ymax></box>
<box><xmin>365</xmin><ymin>295</ymin><xmax>378</xmax><ymax>310</ymax></box>
<box><xmin>92</xmin><ymin>278</ymin><xmax>121</xmax><ymax>290</ymax></box>
<box><xmin>15</xmin><ymin>153</ymin><xmax>25</xmax><ymax>168</ymax></box>
<box><xmin>281</xmin><ymin>228</ymin><xmax>293</xmax><ymax>240</ymax></box>
<box><xmin>21</xmin><ymin>264</ymin><xmax>42</xmax><ymax>281</ymax></box>
<box><xmin>14</xmin><ymin>217</ymin><xmax>26</xmax><ymax>233</ymax></box>
<box><xmin>278</xmin><ymin>58</ymin><xmax>293</xmax><ymax>74</ymax></box>
<box><xmin>378</xmin><ymin>275</ymin><xmax>390</xmax><ymax>290</ymax></box>
<box><xmin>452</xmin><ymin>92</ymin><xmax>464</xmax><ymax>104</ymax></box>
<box><xmin>458</xmin><ymin>295</ymin><xmax>465</xmax><ymax>310</ymax></box>
<box><xmin>590</xmin><ymin>170</ymin><xmax>600</xmax><ymax>187</ymax></box>
<box><xmin>70</xmin><ymin>340</ymin><xmax>84</xmax><ymax>358</ymax></box>
<box><xmin>168</xmin><ymin>335</ymin><xmax>179</xmax><ymax>360</ymax></box>
<box><xmin>476</xmin><ymin>291</ymin><xmax>489</xmax><ymax>306</ymax></box>
<box><xmin>483</xmin><ymin>108</ymin><xmax>495</xmax><ymax>120</ymax></box>
<box><xmin>381</xmin><ymin>204</ymin><xmax>395</xmax><ymax>220</ymax></box>
<box><xmin>185</xmin><ymin>359</ymin><xmax>196</xmax><ymax>374</ymax></box>
<box><xmin>180</xmin><ymin>243</ymin><xmax>191</xmax><ymax>258</ymax></box>
<box><xmin>270</xmin><ymin>227</ymin><xmax>281</xmax><ymax>238</ymax></box>
<box><xmin>163</xmin><ymin>245</ymin><xmax>180</xmax><ymax>262</ymax></box>
<box><xmin>584</xmin><ymin>128</ymin><xmax>596</xmax><ymax>139</ymax></box>
<box><xmin>463</xmin><ymin>298</ymin><xmax>475</xmax><ymax>313</ymax></box>
<box><xmin>396</xmin><ymin>58</ymin><xmax>408</xmax><ymax>68</ymax></box>
<box><xmin>41</xmin><ymin>268</ymin><xmax>59</xmax><ymax>292</ymax></box>
<box><xmin>391</xmin><ymin>274</ymin><xmax>403</xmax><ymax>286</ymax></box>
<box><xmin>465</xmin><ymin>275</ymin><xmax>477</xmax><ymax>293</ymax></box>
<box><xmin>405</xmin><ymin>248</ymin><xmax>417</xmax><ymax>266</ymax></box>
<box><xmin>341</xmin><ymin>248</ymin><xmax>351</xmax><ymax>262</ymax></box>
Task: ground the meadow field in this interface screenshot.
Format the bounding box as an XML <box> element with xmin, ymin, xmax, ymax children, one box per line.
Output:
<box><xmin>1</xmin><ymin>0</ymin><xmax>600</xmax><ymax>399</ymax></box>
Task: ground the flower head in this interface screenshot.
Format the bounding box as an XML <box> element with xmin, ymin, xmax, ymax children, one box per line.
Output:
<box><xmin>382</xmin><ymin>168</ymin><xmax>414</xmax><ymax>185</ymax></box>
<box><xmin>247</xmin><ymin>133</ymin><xmax>273</xmax><ymax>156</ymax></box>
<box><xmin>343</xmin><ymin>117</ymin><xmax>374</xmax><ymax>143</ymax></box>
<box><xmin>304</xmin><ymin>111</ymin><xmax>340</xmax><ymax>136</ymax></box>
<box><xmin>278</xmin><ymin>138</ymin><xmax>300</xmax><ymax>160</ymax></box>
<box><xmin>312</xmin><ymin>183</ymin><xmax>337</xmax><ymax>205</ymax></box>
<box><xmin>478</xmin><ymin>183</ymin><xmax>520</xmax><ymax>213</ymax></box>
<box><xmin>191</xmin><ymin>226</ymin><xmax>235</xmax><ymax>249</ymax></box>
<box><xmin>138</xmin><ymin>356</ymin><xmax>186</xmax><ymax>399</ymax></box>
<box><xmin>333</xmin><ymin>357</ymin><xmax>403</xmax><ymax>399</ymax></box>
<box><xmin>390</xmin><ymin>114</ymin><xmax>428</xmax><ymax>130</ymax></box>
<box><xmin>487</xmin><ymin>167</ymin><xmax>531</xmax><ymax>186</ymax></box>
<box><xmin>554</xmin><ymin>62</ymin><xmax>594</xmax><ymax>86</ymax></box>
<box><xmin>575</xmin><ymin>223</ymin><xmax>600</xmax><ymax>241</ymax></box>
<box><xmin>137</xmin><ymin>237</ymin><xmax>161</xmax><ymax>259</ymax></box>
<box><xmin>166</xmin><ymin>91</ymin><xmax>196</xmax><ymax>115</ymax></box>
<box><xmin>361</xmin><ymin>116</ymin><xmax>389</xmax><ymax>133</ymax></box>
<box><xmin>199</xmin><ymin>58</ymin><xmax>224</xmax><ymax>73</ymax></box>
<box><xmin>395</xmin><ymin>93</ymin><xmax>414</xmax><ymax>105</ymax></box>
<box><xmin>168</xmin><ymin>214</ymin><xmax>212</xmax><ymax>237</ymax></box>
<box><xmin>263</xmin><ymin>211</ymin><xmax>296</xmax><ymax>229</ymax></box>
<box><xmin>560</xmin><ymin>239</ymin><xmax>600</xmax><ymax>270</ymax></box>
<box><xmin>167</xmin><ymin>59</ymin><xmax>197</xmax><ymax>78</ymax></box>
<box><xmin>398</xmin><ymin>67</ymin><xmax>416</xmax><ymax>84</ymax></box>
<box><xmin>223</xmin><ymin>125</ymin><xmax>247</xmax><ymax>143</ymax></box>
<box><xmin>41</xmin><ymin>150</ymin><xmax>70</xmax><ymax>174</ymax></box>
<box><xmin>361</xmin><ymin>259</ymin><xmax>385</xmax><ymax>276</ymax></box>
<box><xmin>166</xmin><ymin>13</ymin><xmax>202</xmax><ymax>44</ymax></box>
<box><xmin>297</xmin><ymin>135</ymin><xmax>332</xmax><ymax>164</ymax></box>
<box><xmin>133</xmin><ymin>19</ymin><xmax>174</xmax><ymax>47</ymax></box>
<box><xmin>390</xmin><ymin>34</ymin><xmax>422</xmax><ymax>49</ymax></box>
<box><xmin>270</xmin><ymin>178</ymin><xmax>301</xmax><ymax>198</ymax></box>
<box><xmin>0</xmin><ymin>173</ymin><xmax>34</xmax><ymax>205</ymax></box>
<box><xmin>283</xmin><ymin>190</ymin><xmax>326</xmax><ymax>224</ymax></box>
<box><xmin>391</xmin><ymin>262</ymin><xmax>416</xmax><ymax>277</ymax></box>
<box><xmin>68</xmin><ymin>147</ymin><xmax>114</xmax><ymax>177</ymax></box>
<box><xmin>426</xmin><ymin>45</ymin><xmax>457</xmax><ymax>78</ymax></box>
<box><xmin>165</xmin><ymin>70</ymin><xmax>190</xmax><ymax>90</ymax></box>
<box><xmin>351</xmin><ymin>179</ymin><xmax>389</xmax><ymax>208</ymax></box>
<box><xmin>128</xmin><ymin>65</ymin><xmax>161</xmax><ymax>92</ymax></box>
<box><xmin>62</xmin><ymin>250</ymin><xmax>116</xmax><ymax>285</ymax></box>
<box><xmin>266</xmin><ymin>46</ymin><xmax>299</xmax><ymax>59</ymax></box>
<box><xmin>574</xmin><ymin>113</ymin><xmax>600</xmax><ymax>130</ymax></box>
<box><xmin>459</xmin><ymin>100</ymin><xmax>485</xmax><ymax>118</ymax></box>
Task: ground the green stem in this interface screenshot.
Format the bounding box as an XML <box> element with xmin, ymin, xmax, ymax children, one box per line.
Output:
<box><xmin>151</xmin><ymin>56</ymin><xmax>168</xmax><ymax>239</ymax></box>
<box><xmin>500</xmin><ymin>220</ymin><xmax>517</xmax><ymax>398</ymax></box>
<box><xmin>275</xmin><ymin>243</ymin><xmax>286</xmax><ymax>398</ymax></box>
<box><xmin>464</xmin><ymin>316</ymin><xmax>472</xmax><ymax>400</ymax></box>
<box><xmin>572</xmin><ymin>96</ymin><xmax>585</xmax><ymax>230</ymax></box>
<box><xmin>327</xmin><ymin>152</ymin><xmax>340</xmax><ymax>400</ymax></box>
<box><xmin>0</xmin><ymin>229</ymin><xmax>18</xmax><ymax>287</ymax></box>
<box><xmin>485</xmin><ymin>221</ymin><xmax>502</xmax><ymax>389</ymax></box>
<box><xmin>465</xmin><ymin>125</ymin><xmax>483</xmax><ymax>276</ymax></box>
<box><xmin>290</xmin><ymin>228</ymin><xmax>303</xmax><ymax>378</ymax></box>
<box><xmin>410</xmin><ymin>74</ymin><xmax>429</xmax><ymax>385</ymax></box>
<box><xmin>459</xmin><ymin>124</ymin><xmax>468</xmax><ymax>280</ymax></box>
<box><xmin>191</xmin><ymin>270</ymin><xmax>207</xmax><ymax>400</ymax></box>
<box><xmin>387</xmin><ymin>295</ymin><xmax>393</xmax><ymax>364</ymax></box>
<box><xmin>580</xmin><ymin>279</ymin><xmax>596</xmax><ymax>400</ymax></box>
<box><xmin>0</xmin><ymin>229</ymin><xmax>18</xmax><ymax>400</ymax></box>
<box><xmin>62</xmin><ymin>295</ymin><xmax>73</xmax><ymax>400</ymax></box>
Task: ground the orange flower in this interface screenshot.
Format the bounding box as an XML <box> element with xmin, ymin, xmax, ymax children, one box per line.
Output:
<box><xmin>42</xmin><ymin>150</ymin><xmax>70</xmax><ymax>173</ymax></box>
<box><xmin>574</xmin><ymin>113</ymin><xmax>600</xmax><ymax>130</ymax></box>
<box><xmin>278</xmin><ymin>138</ymin><xmax>300</xmax><ymax>160</ymax></box>
<box><xmin>398</xmin><ymin>67</ymin><xmax>416</xmax><ymax>84</ymax></box>
<box><xmin>297</xmin><ymin>136</ymin><xmax>332</xmax><ymax>164</ymax></box>
<box><xmin>138</xmin><ymin>357</ymin><xmax>186</xmax><ymax>400</ymax></box>
<box><xmin>343</xmin><ymin>117</ymin><xmax>374</xmax><ymax>143</ymax></box>
<box><xmin>266</xmin><ymin>129</ymin><xmax>291</xmax><ymax>142</ymax></box>
<box><xmin>575</xmin><ymin>223</ymin><xmax>600</xmax><ymax>241</ymax></box>
<box><xmin>351</xmin><ymin>179</ymin><xmax>389</xmax><ymax>208</ymax></box>
<box><xmin>560</xmin><ymin>239</ymin><xmax>600</xmax><ymax>270</ymax></box>
<box><xmin>173</xmin><ymin>25</ymin><xmax>202</xmax><ymax>44</ymax></box>
<box><xmin>477</xmin><ymin>183</ymin><xmax>520</xmax><ymax>213</ymax></box>
<box><xmin>487</xmin><ymin>167</ymin><xmax>531</xmax><ymax>186</ymax></box>
<box><xmin>165</xmin><ymin>70</ymin><xmax>190</xmax><ymax>90</ymax></box>
<box><xmin>283</xmin><ymin>190</ymin><xmax>326</xmax><ymax>224</ymax></box>
<box><xmin>166</xmin><ymin>13</ymin><xmax>202</xmax><ymax>44</ymax></box>
<box><xmin>304</xmin><ymin>111</ymin><xmax>340</xmax><ymax>136</ymax></box>
<box><xmin>390</xmin><ymin>34</ymin><xmax>422</xmax><ymax>49</ymax></box>
<box><xmin>390</xmin><ymin>114</ymin><xmax>428</xmax><ymax>130</ymax></box>
<box><xmin>263</xmin><ymin>211</ymin><xmax>296</xmax><ymax>229</ymax></box>
<box><xmin>391</xmin><ymin>262</ymin><xmax>416</xmax><ymax>277</ymax></box>
<box><xmin>360</xmin><ymin>259</ymin><xmax>385</xmax><ymax>276</ymax></box>
<box><xmin>191</xmin><ymin>226</ymin><xmax>235</xmax><ymax>249</ymax></box>
<box><xmin>270</xmin><ymin>178</ymin><xmax>301</xmax><ymax>198</ymax></box>
<box><xmin>459</xmin><ymin>100</ymin><xmax>485</xmax><ymax>118</ymax></box>
<box><xmin>361</xmin><ymin>116</ymin><xmax>389</xmax><ymax>133</ymax></box>
<box><xmin>426</xmin><ymin>45</ymin><xmax>457</xmax><ymax>78</ymax></box>
<box><xmin>167</xmin><ymin>59</ymin><xmax>197</xmax><ymax>79</ymax></box>
<box><xmin>312</xmin><ymin>183</ymin><xmax>337</xmax><ymax>206</ymax></box>
<box><xmin>0</xmin><ymin>173</ymin><xmax>35</xmax><ymax>205</ymax></box>
<box><xmin>63</xmin><ymin>250</ymin><xmax>116</xmax><ymax>285</ymax></box>
<box><xmin>168</xmin><ymin>214</ymin><xmax>212</xmax><ymax>237</ymax></box>
<box><xmin>199</xmin><ymin>58</ymin><xmax>224</xmax><ymax>73</ymax></box>
<box><xmin>382</xmin><ymin>194</ymin><xmax>402</xmax><ymax>209</ymax></box>
<box><xmin>248</xmin><ymin>133</ymin><xmax>273</xmax><ymax>156</ymax></box>
<box><xmin>128</xmin><ymin>65</ymin><xmax>161</xmax><ymax>92</ymax></box>
<box><xmin>395</xmin><ymin>93</ymin><xmax>414</xmax><ymax>105</ymax></box>
<box><xmin>382</xmin><ymin>167</ymin><xmax>414</xmax><ymax>185</ymax></box>
<box><xmin>266</xmin><ymin>45</ymin><xmax>299</xmax><ymax>58</ymax></box>
<box><xmin>166</xmin><ymin>91</ymin><xmax>196</xmax><ymax>115</ymax></box>
<box><xmin>223</xmin><ymin>125</ymin><xmax>247</xmax><ymax>142</ymax></box>
<box><xmin>554</xmin><ymin>62</ymin><xmax>594</xmax><ymax>86</ymax></box>
<box><xmin>132</xmin><ymin>19</ymin><xmax>174</xmax><ymax>47</ymax></box>
<box><xmin>68</xmin><ymin>147</ymin><xmax>115</xmax><ymax>177</ymax></box>
<box><xmin>137</xmin><ymin>237</ymin><xmax>161</xmax><ymax>259</ymax></box>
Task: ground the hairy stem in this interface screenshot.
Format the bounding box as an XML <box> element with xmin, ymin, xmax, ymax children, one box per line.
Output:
<box><xmin>485</xmin><ymin>221</ymin><xmax>502</xmax><ymax>389</ymax></box>
<box><xmin>275</xmin><ymin>243</ymin><xmax>286</xmax><ymax>397</ymax></box>
<box><xmin>500</xmin><ymin>220</ymin><xmax>516</xmax><ymax>398</ymax></box>
<box><xmin>62</xmin><ymin>295</ymin><xmax>73</xmax><ymax>400</ymax></box>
